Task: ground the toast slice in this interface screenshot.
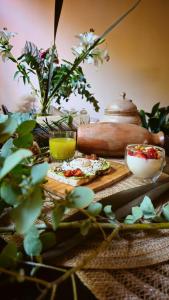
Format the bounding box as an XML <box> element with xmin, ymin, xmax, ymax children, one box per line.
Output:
<box><xmin>47</xmin><ymin>157</ymin><xmax>111</xmax><ymax>186</ymax></box>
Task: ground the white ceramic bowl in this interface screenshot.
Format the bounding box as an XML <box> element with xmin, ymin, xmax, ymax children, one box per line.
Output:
<box><xmin>125</xmin><ymin>144</ymin><xmax>166</xmax><ymax>182</ymax></box>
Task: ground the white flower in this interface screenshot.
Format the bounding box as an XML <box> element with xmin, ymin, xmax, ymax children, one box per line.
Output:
<box><xmin>72</xmin><ymin>31</ymin><xmax>109</xmax><ymax>66</ymax></box>
<box><xmin>0</xmin><ymin>29</ymin><xmax>17</xmax><ymax>61</ymax></box>
<box><xmin>77</xmin><ymin>32</ymin><xmax>99</xmax><ymax>47</ymax></box>
<box><xmin>0</xmin><ymin>28</ymin><xmax>17</xmax><ymax>42</ymax></box>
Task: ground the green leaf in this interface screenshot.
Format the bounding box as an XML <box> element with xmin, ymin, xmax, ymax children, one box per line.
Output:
<box><xmin>13</xmin><ymin>133</ymin><xmax>33</xmax><ymax>148</ymax></box>
<box><xmin>124</xmin><ymin>214</ymin><xmax>135</xmax><ymax>224</ymax></box>
<box><xmin>24</xmin><ymin>226</ymin><xmax>42</xmax><ymax>256</ymax></box>
<box><xmin>151</xmin><ymin>102</ymin><xmax>160</xmax><ymax>116</ymax></box>
<box><xmin>139</xmin><ymin>109</ymin><xmax>148</xmax><ymax>129</ymax></box>
<box><xmin>31</xmin><ymin>162</ymin><xmax>49</xmax><ymax>185</ymax></box>
<box><xmin>132</xmin><ymin>206</ymin><xmax>143</xmax><ymax>221</ymax></box>
<box><xmin>87</xmin><ymin>202</ymin><xmax>102</xmax><ymax>216</ymax></box>
<box><xmin>16</xmin><ymin>120</ymin><xmax>36</xmax><ymax>136</ymax></box>
<box><xmin>52</xmin><ymin>205</ymin><xmax>65</xmax><ymax>230</ymax></box>
<box><xmin>67</xmin><ymin>187</ymin><xmax>94</xmax><ymax>209</ymax></box>
<box><xmin>80</xmin><ymin>219</ymin><xmax>91</xmax><ymax>236</ymax></box>
<box><xmin>0</xmin><ymin>117</ymin><xmax>18</xmax><ymax>143</ymax></box>
<box><xmin>1</xmin><ymin>138</ymin><xmax>14</xmax><ymax>158</ymax></box>
<box><xmin>140</xmin><ymin>196</ymin><xmax>156</xmax><ymax>219</ymax></box>
<box><xmin>0</xmin><ymin>181</ymin><xmax>19</xmax><ymax>205</ymax></box>
<box><xmin>0</xmin><ymin>242</ymin><xmax>18</xmax><ymax>268</ymax></box>
<box><xmin>162</xmin><ymin>204</ymin><xmax>169</xmax><ymax>221</ymax></box>
<box><xmin>41</xmin><ymin>232</ymin><xmax>56</xmax><ymax>251</ymax></box>
<box><xmin>104</xmin><ymin>205</ymin><xmax>116</xmax><ymax>221</ymax></box>
<box><xmin>11</xmin><ymin>187</ymin><xmax>43</xmax><ymax>234</ymax></box>
<box><xmin>0</xmin><ymin>149</ymin><xmax>32</xmax><ymax>180</ymax></box>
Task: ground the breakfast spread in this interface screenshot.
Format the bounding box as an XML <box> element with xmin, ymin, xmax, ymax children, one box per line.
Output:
<box><xmin>47</xmin><ymin>156</ymin><xmax>111</xmax><ymax>186</ymax></box>
<box><xmin>126</xmin><ymin>145</ymin><xmax>165</xmax><ymax>179</ymax></box>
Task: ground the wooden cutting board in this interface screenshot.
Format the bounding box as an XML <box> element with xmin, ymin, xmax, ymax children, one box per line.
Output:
<box><xmin>43</xmin><ymin>161</ymin><xmax>130</xmax><ymax>197</ymax></box>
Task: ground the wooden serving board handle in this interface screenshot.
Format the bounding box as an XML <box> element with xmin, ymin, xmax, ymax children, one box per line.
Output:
<box><xmin>77</xmin><ymin>122</ymin><xmax>165</xmax><ymax>157</ymax></box>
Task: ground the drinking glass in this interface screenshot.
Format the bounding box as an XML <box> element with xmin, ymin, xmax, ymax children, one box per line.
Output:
<box><xmin>49</xmin><ymin>131</ymin><xmax>76</xmax><ymax>161</ymax></box>
<box><xmin>125</xmin><ymin>144</ymin><xmax>166</xmax><ymax>183</ymax></box>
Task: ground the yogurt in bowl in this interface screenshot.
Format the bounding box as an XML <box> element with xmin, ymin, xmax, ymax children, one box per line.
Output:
<box><xmin>125</xmin><ymin>144</ymin><xmax>166</xmax><ymax>182</ymax></box>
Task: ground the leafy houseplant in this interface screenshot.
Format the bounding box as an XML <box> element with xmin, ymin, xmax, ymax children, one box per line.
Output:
<box><xmin>0</xmin><ymin>0</ymin><xmax>142</xmax><ymax>115</ymax></box>
<box><xmin>140</xmin><ymin>102</ymin><xmax>169</xmax><ymax>135</ymax></box>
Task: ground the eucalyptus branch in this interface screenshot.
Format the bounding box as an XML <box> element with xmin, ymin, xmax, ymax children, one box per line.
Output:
<box><xmin>79</xmin><ymin>208</ymin><xmax>107</xmax><ymax>240</ymax></box>
<box><xmin>0</xmin><ymin>267</ymin><xmax>51</xmax><ymax>288</ymax></box>
<box><xmin>24</xmin><ymin>261</ymin><xmax>66</xmax><ymax>273</ymax></box>
<box><xmin>2</xmin><ymin>221</ymin><xmax>169</xmax><ymax>234</ymax></box>
<box><xmin>49</xmin><ymin>0</ymin><xmax>142</xmax><ymax>101</ymax></box>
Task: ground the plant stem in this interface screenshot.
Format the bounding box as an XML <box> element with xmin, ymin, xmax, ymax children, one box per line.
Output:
<box><xmin>0</xmin><ymin>267</ymin><xmax>51</xmax><ymax>288</ymax></box>
<box><xmin>49</xmin><ymin>0</ymin><xmax>142</xmax><ymax>101</ymax></box>
<box><xmin>51</xmin><ymin>226</ymin><xmax>120</xmax><ymax>286</ymax></box>
<box><xmin>71</xmin><ymin>274</ymin><xmax>78</xmax><ymax>300</ymax></box>
<box><xmin>2</xmin><ymin>222</ymin><xmax>169</xmax><ymax>234</ymax></box>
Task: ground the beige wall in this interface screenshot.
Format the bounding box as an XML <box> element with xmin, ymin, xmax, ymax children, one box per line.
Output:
<box><xmin>0</xmin><ymin>0</ymin><xmax>169</xmax><ymax>119</ymax></box>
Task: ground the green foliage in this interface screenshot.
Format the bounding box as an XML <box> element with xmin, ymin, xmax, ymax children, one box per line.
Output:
<box><xmin>0</xmin><ymin>181</ymin><xmax>20</xmax><ymax>205</ymax></box>
<box><xmin>1</xmin><ymin>138</ymin><xmax>14</xmax><ymax>158</ymax></box>
<box><xmin>139</xmin><ymin>102</ymin><xmax>169</xmax><ymax>134</ymax></box>
<box><xmin>125</xmin><ymin>196</ymin><xmax>156</xmax><ymax>224</ymax></box>
<box><xmin>31</xmin><ymin>162</ymin><xmax>49</xmax><ymax>185</ymax></box>
<box><xmin>87</xmin><ymin>202</ymin><xmax>102</xmax><ymax>216</ymax></box>
<box><xmin>162</xmin><ymin>204</ymin><xmax>169</xmax><ymax>221</ymax></box>
<box><xmin>140</xmin><ymin>196</ymin><xmax>156</xmax><ymax>219</ymax></box>
<box><xmin>103</xmin><ymin>205</ymin><xmax>116</xmax><ymax>223</ymax></box>
<box><xmin>11</xmin><ymin>187</ymin><xmax>43</xmax><ymax>234</ymax></box>
<box><xmin>67</xmin><ymin>187</ymin><xmax>94</xmax><ymax>209</ymax></box>
<box><xmin>52</xmin><ymin>205</ymin><xmax>65</xmax><ymax>230</ymax></box>
<box><xmin>0</xmin><ymin>242</ymin><xmax>18</xmax><ymax>268</ymax></box>
<box><xmin>23</xmin><ymin>226</ymin><xmax>42</xmax><ymax>256</ymax></box>
<box><xmin>0</xmin><ymin>116</ymin><xmax>17</xmax><ymax>143</ymax></box>
<box><xmin>0</xmin><ymin>149</ymin><xmax>32</xmax><ymax>180</ymax></box>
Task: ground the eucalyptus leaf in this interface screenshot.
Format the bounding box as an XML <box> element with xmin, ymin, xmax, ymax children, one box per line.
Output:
<box><xmin>162</xmin><ymin>204</ymin><xmax>169</xmax><ymax>221</ymax></box>
<box><xmin>0</xmin><ymin>149</ymin><xmax>32</xmax><ymax>180</ymax></box>
<box><xmin>140</xmin><ymin>196</ymin><xmax>156</xmax><ymax>219</ymax></box>
<box><xmin>0</xmin><ymin>116</ymin><xmax>17</xmax><ymax>143</ymax></box>
<box><xmin>16</xmin><ymin>120</ymin><xmax>36</xmax><ymax>136</ymax></box>
<box><xmin>67</xmin><ymin>187</ymin><xmax>94</xmax><ymax>209</ymax></box>
<box><xmin>87</xmin><ymin>202</ymin><xmax>102</xmax><ymax>216</ymax></box>
<box><xmin>104</xmin><ymin>205</ymin><xmax>116</xmax><ymax>221</ymax></box>
<box><xmin>11</xmin><ymin>112</ymin><xmax>34</xmax><ymax>125</ymax></box>
<box><xmin>52</xmin><ymin>205</ymin><xmax>65</xmax><ymax>230</ymax></box>
<box><xmin>0</xmin><ymin>181</ymin><xmax>19</xmax><ymax>205</ymax></box>
<box><xmin>124</xmin><ymin>214</ymin><xmax>135</xmax><ymax>224</ymax></box>
<box><xmin>1</xmin><ymin>138</ymin><xmax>13</xmax><ymax>158</ymax></box>
<box><xmin>31</xmin><ymin>162</ymin><xmax>49</xmax><ymax>185</ymax></box>
<box><xmin>0</xmin><ymin>242</ymin><xmax>18</xmax><ymax>268</ymax></box>
<box><xmin>11</xmin><ymin>187</ymin><xmax>43</xmax><ymax>234</ymax></box>
<box><xmin>13</xmin><ymin>133</ymin><xmax>33</xmax><ymax>148</ymax></box>
<box><xmin>24</xmin><ymin>227</ymin><xmax>42</xmax><ymax>256</ymax></box>
<box><xmin>132</xmin><ymin>206</ymin><xmax>143</xmax><ymax>221</ymax></box>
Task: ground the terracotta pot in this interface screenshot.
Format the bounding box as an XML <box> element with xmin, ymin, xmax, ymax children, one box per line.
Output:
<box><xmin>100</xmin><ymin>92</ymin><xmax>141</xmax><ymax>125</ymax></box>
<box><xmin>77</xmin><ymin>122</ymin><xmax>164</xmax><ymax>157</ymax></box>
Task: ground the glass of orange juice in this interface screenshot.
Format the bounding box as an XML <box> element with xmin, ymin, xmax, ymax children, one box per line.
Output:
<box><xmin>49</xmin><ymin>131</ymin><xmax>76</xmax><ymax>161</ymax></box>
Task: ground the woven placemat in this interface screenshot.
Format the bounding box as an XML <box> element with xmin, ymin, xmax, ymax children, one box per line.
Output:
<box><xmin>77</xmin><ymin>261</ymin><xmax>169</xmax><ymax>300</ymax></box>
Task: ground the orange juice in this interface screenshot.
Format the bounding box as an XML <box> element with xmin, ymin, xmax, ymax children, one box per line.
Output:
<box><xmin>49</xmin><ymin>137</ymin><xmax>76</xmax><ymax>160</ymax></box>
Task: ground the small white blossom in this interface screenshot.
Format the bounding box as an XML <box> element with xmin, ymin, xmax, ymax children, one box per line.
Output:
<box><xmin>72</xmin><ymin>31</ymin><xmax>109</xmax><ymax>66</ymax></box>
<box><xmin>0</xmin><ymin>28</ymin><xmax>17</xmax><ymax>42</ymax></box>
<box><xmin>77</xmin><ymin>32</ymin><xmax>99</xmax><ymax>47</ymax></box>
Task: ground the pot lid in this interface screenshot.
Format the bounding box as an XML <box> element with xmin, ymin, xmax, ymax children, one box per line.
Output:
<box><xmin>104</xmin><ymin>92</ymin><xmax>138</xmax><ymax>115</ymax></box>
